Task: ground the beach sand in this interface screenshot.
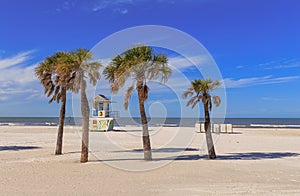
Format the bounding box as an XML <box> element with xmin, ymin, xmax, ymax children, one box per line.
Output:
<box><xmin>1</xmin><ymin>126</ymin><xmax>300</xmax><ymax>195</ymax></box>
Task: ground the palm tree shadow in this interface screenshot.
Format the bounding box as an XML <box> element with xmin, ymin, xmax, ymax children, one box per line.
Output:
<box><xmin>113</xmin><ymin>147</ymin><xmax>199</xmax><ymax>153</ymax></box>
<box><xmin>90</xmin><ymin>154</ymin><xmax>201</xmax><ymax>162</ymax></box>
<box><xmin>213</xmin><ymin>152</ymin><xmax>300</xmax><ymax>160</ymax></box>
<box><xmin>111</xmin><ymin>129</ymin><xmax>158</xmax><ymax>133</ymax></box>
<box><xmin>111</xmin><ymin>129</ymin><xmax>141</xmax><ymax>133</ymax></box>
<box><xmin>91</xmin><ymin>148</ymin><xmax>200</xmax><ymax>162</ymax></box>
<box><xmin>170</xmin><ymin>154</ymin><xmax>201</xmax><ymax>161</ymax></box>
<box><xmin>0</xmin><ymin>146</ymin><xmax>40</xmax><ymax>151</ymax></box>
<box><xmin>97</xmin><ymin>151</ymin><xmax>299</xmax><ymax>162</ymax></box>
<box><xmin>63</xmin><ymin>151</ymin><xmax>81</xmax><ymax>154</ymax></box>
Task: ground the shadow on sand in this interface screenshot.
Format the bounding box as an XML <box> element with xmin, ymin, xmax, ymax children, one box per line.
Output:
<box><xmin>91</xmin><ymin>129</ymin><xmax>146</xmax><ymax>133</ymax></box>
<box><xmin>213</xmin><ymin>152</ymin><xmax>300</xmax><ymax>160</ymax></box>
<box><xmin>112</xmin><ymin>147</ymin><xmax>199</xmax><ymax>153</ymax></box>
<box><xmin>0</xmin><ymin>146</ymin><xmax>40</xmax><ymax>151</ymax></box>
<box><xmin>89</xmin><ymin>154</ymin><xmax>202</xmax><ymax>162</ymax></box>
<box><xmin>91</xmin><ymin>151</ymin><xmax>300</xmax><ymax>162</ymax></box>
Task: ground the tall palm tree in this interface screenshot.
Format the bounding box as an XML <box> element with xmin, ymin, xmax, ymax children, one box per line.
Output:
<box><xmin>35</xmin><ymin>52</ymin><xmax>74</xmax><ymax>155</ymax></box>
<box><xmin>103</xmin><ymin>46</ymin><xmax>172</xmax><ymax>161</ymax></box>
<box><xmin>70</xmin><ymin>48</ymin><xmax>101</xmax><ymax>163</ymax></box>
<box><xmin>183</xmin><ymin>78</ymin><xmax>221</xmax><ymax>159</ymax></box>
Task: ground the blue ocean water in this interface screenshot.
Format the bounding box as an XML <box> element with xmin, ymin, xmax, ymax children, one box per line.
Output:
<box><xmin>0</xmin><ymin>117</ymin><xmax>78</xmax><ymax>126</ymax></box>
<box><xmin>115</xmin><ymin>118</ymin><xmax>300</xmax><ymax>128</ymax></box>
<box><xmin>0</xmin><ymin>117</ymin><xmax>299</xmax><ymax>128</ymax></box>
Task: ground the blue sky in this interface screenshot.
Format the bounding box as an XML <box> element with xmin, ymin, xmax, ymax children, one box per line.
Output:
<box><xmin>0</xmin><ymin>0</ymin><xmax>299</xmax><ymax>118</ymax></box>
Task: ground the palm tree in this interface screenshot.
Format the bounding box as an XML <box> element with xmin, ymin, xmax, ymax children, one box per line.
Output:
<box><xmin>35</xmin><ymin>52</ymin><xmax>74</xmax><ymax>155</ymax></box>
<box><xmin>70</xmin><ymin>48</ymin><xmax>101</xmax><ymax>163</ymax></box>
<box><xmin>183</xmin><ymin>78</ymin><xmax>221</xmax><ymax>159</ymax></box>
<box><xmin>103</xmin><ymin>45</ymin><xmax>172</xmax><ymax>161</ymax></box>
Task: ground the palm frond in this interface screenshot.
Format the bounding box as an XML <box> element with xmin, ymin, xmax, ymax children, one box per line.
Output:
<box><xmin>46</xmin><ymin>82</ymin><xmax>55</xmax><ymax>97</ymax></box>
<box><xmin>182</xmin><ymin>87</ymin><xmax>194</xmax><ymax>98</ymax></box>
<box><xmin>191</xmin><ymin>101</ymin><xmax>199</xmax><ymax>109</ymax></box>
<box><xmin>53</xmin><ymin>86</ymin><xmax>60</xmax><ymax>100</ymax></box>
<box><xmin>213</xmin><ymin>96</ymin><xmax>221</xmax><ymax>107</ymax></box>
<box><xmin>105</xmin><ymin>46</ymin><xmax>171</xmax><ymax>98</ymax></box>
<box><xmin>183</xmin><ymin>78</ymin><xmax>221</xmax><ymax>113</ymax></box>
<box><xmin>186</xmin><ymin>96</ymin><xmax>199</xmax><ymax>107</ymax></box>
<box><xmin>56</xmin><ymin>92</ymin><xmax>62</xmax><ymax>103</ymax></box>
<box><xmin>124</xmin><ymin>84</ymin><xmax>135</xmax><ymax>110</ymax></box>
<box><xmin>48</xmin><ymin>96</ymin><xmax>55</xmax><ymax>104</ymax></box>
<box><xmin>103</xmin><ymin>64</ymin><xmax>117</xmax><ymax>82</ymax></box>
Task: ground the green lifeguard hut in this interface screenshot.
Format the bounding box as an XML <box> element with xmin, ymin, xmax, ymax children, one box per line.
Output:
<box><xmin>89</xmin><ymin>94</ymin><xmax>119</xmax><ymax>131</ymax></box>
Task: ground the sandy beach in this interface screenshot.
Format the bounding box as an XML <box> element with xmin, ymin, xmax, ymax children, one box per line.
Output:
<box><xmin>1</xmin><ymin>125</ymin><xmax>300</xmax><ymax>195</ymax></box>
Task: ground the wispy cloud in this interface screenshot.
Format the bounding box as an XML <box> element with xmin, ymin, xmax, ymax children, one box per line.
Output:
<box><xmin>92</xmin><ymin>0</ymin><xmax>176</xmax><ymax>14</ymax></box>
<box><xmin>168</xmin><ymin>55</ymin><xmax>211</xmax><ymax>70</ymax></box>
<box><xmin>55</xmin><ymin>0</ymin><xmax>77</xmax><ymax>12</ymax></box>
<box><xmin>259</xmin><ymin>59</ymin><xmax>300</xmax><ymax>70</ymax></box>
<box><xmin>234</xmin><ymin>59</ymin><xmax>300</xmax><ymax>71</ymax></box>
<box><xmin>0</xmin><ymin>51</ymin><xmax>36</xmax><ymax>84</ymax></box>
<box><xmin>266</xmin><ymin>62</ymin><xmax>300</xmax><ymax>69</ymax></box>
<box><xmin>92</xmin><ymin>0</ymin><xmax>134</xmax><ymax>14</ymax></box>
<box><xmin>0</xmin><ymin>51</ymin><xmax>40</xmax><ymax>102</ymax></box>
<box><xmin>236</xmin><ymin>65</ymin><xmax>244</xmax><ymax>69</ymax></box>
<box><xmin>223</xmin><ymin>75</ymin><xmax>300</xmax><ymax>88</ymax></box>
<box><xmin>149</xmin><ymin>98</ymin><xmax>179</xmax><ymax>104</ymax></box>
<box><xmin>0</xmin><ymin>51</ymin><xmax>33</xmax><ymax>69</ymax></box>
<box><xmin>52</xmin><ymin>0</ymin><xmax>178</xmax><ymax>14</ymax></box>
<box><xmin>113</xmin><ymin>8</ymin><xmax>129</xmax><ymax>14</ymax></box>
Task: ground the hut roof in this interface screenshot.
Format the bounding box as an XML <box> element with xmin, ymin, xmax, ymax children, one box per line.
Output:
<box><xmin>92</xmin><ymin>94</ymin><xmax>113</xmax><ymax>103</ymax></box>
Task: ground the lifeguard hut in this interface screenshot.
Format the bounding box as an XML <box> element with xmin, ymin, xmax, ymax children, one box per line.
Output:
<box><xmin>89</xmin><ymin>94</ymin><xmax>119</xmax><ymax>131</ymax></box>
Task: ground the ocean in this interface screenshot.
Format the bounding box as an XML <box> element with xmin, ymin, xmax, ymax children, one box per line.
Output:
<box><xmin>0</xmin><ymin>117</ymin><xmax>300</xmax><ymax>128</ymax></box>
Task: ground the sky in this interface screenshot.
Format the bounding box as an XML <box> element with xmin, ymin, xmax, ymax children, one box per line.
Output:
<box><xmin>0</xmin><ymin>0</ymin><xmax>300</xmax><ymax>118</ymax></box>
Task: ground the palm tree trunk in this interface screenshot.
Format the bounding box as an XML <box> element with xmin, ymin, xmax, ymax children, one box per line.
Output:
<box><xmin>80</xmin><ymin>79</ymin><xmax>90</xmax><ymax>163</ymax></box>
<box><xmin>137</xmin><ymin>83</ymin><xmax>152</xmax><ymax>161</ymax></box>
<box><xmin>204</xmin><ymin>102</ymin><xmax>216</xmax><ymax>159</ymax></box>
<box><xmin>55</xmin><ymin>88</ymin><xmax>66</xmax><ymax>155</ymax></box>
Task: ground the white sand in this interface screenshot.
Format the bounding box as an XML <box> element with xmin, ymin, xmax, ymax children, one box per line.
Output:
<box><xmin>0</xmin><ymin>126</ymin><xmax>300</xmax><ymax>195</ymax></box>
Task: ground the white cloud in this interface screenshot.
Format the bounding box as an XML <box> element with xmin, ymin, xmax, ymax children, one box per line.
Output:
<box><xmin>223</xmin><ymin>75</ymin><xmax>300</xmax><ymax>88</ymax></box>
<box><xmin>0</xmin><ymin>88</ymin><xmax>38</xmax><ymax>96</ymax></box>
<box><xmin>258</xmin><ymin>60</ymin><xmax>277</xmax><ymax>67</ymax></box>
<box><xmin>149</xmin><ymin>98</ymin><xmax>179</xmax><ymax>104</ymax></box>
<box><xmin>0</xmin><ymin>51</ymin><xmax>40</xmax><ymax>102</ymax></box>
<box><xmin>92</xmin><ymin>0</ymin><xmax>134</xmax><ymax>13</ymax></box>
<box><xmin>92</xmin><ymin>0</ymin><xmax>176</xmax><ymax>14</ymax></box>
<box><xmin>0</xmin><ymin>51</ymin><xmax>33</xmax><ymax>69</ymax></box>
<box><xmin>55</xmin><ymin>0</ymin><xmax>77</xmax><ymax>12</ymax></box>
<box><xmin>0</xmin><ymin>96</ymin><xmax>8</xmax><ymax>101</ymax></box>
<box><xmin>265</xmin><ymin>62</ymin><xmax>300</xmax><ymax>69</ymax></box>
<box><xmin>168</xmin><ymin>55</ymin><xmax>211</xmax><ymax>70</ymax></box>
<box><xmin>0</xmin><ymin>50</ymin><xmax>37</xmax><ymax>85</ymax></box>
<box><xmin>114</xmin><ymin>8</ymin><xmax>128</xmax><ymax>14</ymax></box>
<box><xmin>0</xmin><ymin>64</ymin><xmax>37</xmax><ymax>84</ymax></box>
<box><xmin>258</xmin><ymin>59</ymin><xmax>300</xmax><ymax>70</ymax></box>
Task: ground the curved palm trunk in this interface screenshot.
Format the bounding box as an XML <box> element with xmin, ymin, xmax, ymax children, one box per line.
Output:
<box><xmin>55</xmin><ymin>87</ymin><xmax>67</xmax><ymax>155</ymax></box>
<box><xmin>80</xmin><ymin>80</ymin><xmax>90</xmax><ymax>163</ymax></box>
<box><xmin>137</xmin><ymin>83</ymin><xmax>152</xmax><ymax>161</ymax></box>
<box><xmin>204</xmin><ymin>102</ymin><xmax>216</xmax><ymax>159</ymax></box>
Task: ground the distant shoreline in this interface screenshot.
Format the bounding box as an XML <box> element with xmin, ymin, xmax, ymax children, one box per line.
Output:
<box><xmin>1</xmin><ymin>117</ymin><xmax>299</xmax><ymax>128</ymax></box>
